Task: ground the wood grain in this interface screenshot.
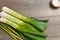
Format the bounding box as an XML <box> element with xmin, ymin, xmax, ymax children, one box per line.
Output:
<box><xmin>0</xmin><ymin>0</ymin><xmax>60</xmax><ymax>40</ymax></box>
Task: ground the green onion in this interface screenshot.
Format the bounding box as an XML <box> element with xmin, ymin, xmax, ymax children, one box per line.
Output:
<box><xmin>0</xmin><ymin>12</ymin><xmax>40</xmax><ymax>33</ymax></box>
<box><xmin>0</xmin><ymin>22</ymin><xmax>47</xmax><ymax>40</ymax></box>
<box><xmin>2</xmin><ymin>6</ymin><xmax>47</xmax><ymax>31</ymax></box>
<box><xmin>6</xmin><ymin>25</ymin><xmax>21</xmax><ymax>37</ymax></box>
<box><xmin>0</xmin><ymin>22</ymin><xmax>31</xmax><ymax>40</ymax></box>
<box><xmin>0</xmin><ymin>17</ymin><xmax>48</xmax><ymax>40</ymax></box>
<box><xmin>0</xmin><ymin>12</ymin><xmax>47</xmax><ymax>36</ymax></box>
<box><xmin>4</xmin><ymin>23</ymin><xmax>26</xmax><ymax>40</ymax></box>
<box><xmin>0</xmin><ymin>17</ymin><xmax>47</xmax><ymax>36</ymax></box>
<box><xmin>0</xmin><ymin>6</ymin><xmax>48</xmax><ymax>40</ymax></box>
<box><xmin>5</xmin><ymin>24</ymin><xmax>24</xmax><ymax>39</ymax></box>
<box><xmin>0</xmin><ymin>17</ymin><xmax>34</xmax><ymax>33</ymax></box>
<box><xmin>0</xmin><ymin>23</ymin><xmax>18</xmax><ymax>40</ymax></box>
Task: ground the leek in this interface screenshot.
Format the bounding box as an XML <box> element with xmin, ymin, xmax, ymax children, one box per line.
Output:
<box><xmin>0</xmin><ymin>12</ymin><xmax>40</xmax><ymax>32</ymax></box>
<box><xmin>0</xmin><ymin>17</ymin><xmax>47</xmax><ymax>36</ymax></box>
<box><xmin>2</xmin><ymin>6</ymin><xmax>48</xmax><ymax>31</ymax></box>
<box><xmin>0</xmin><ymin>6</ymin><xmax>48</xmax><ymax>40</ymax></box>
<box><xmin>0</xmin><ymin>17</ymin><xmax>48</xmax><ymax>40</ymax></box>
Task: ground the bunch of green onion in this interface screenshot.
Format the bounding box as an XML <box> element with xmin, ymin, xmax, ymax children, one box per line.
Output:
<box><xmin>0</xmin><ymin>6</ymin><xmax>48</xmax><ymax>40</ymax></box>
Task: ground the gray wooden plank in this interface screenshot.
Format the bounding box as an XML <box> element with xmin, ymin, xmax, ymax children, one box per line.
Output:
<box><xmin>0</xmin><ymin>0</ymin><xmax>60</xmax><ymax>40</ymax></box>
<box><xmin>47</xmin><ymin>37</ymin><xmax>60</xmax><ymax>40</ymax></box>
<box><xmin>0</xmin><ymin>0</ymin><xmax>60</xmax><ymax>17</ymax></box>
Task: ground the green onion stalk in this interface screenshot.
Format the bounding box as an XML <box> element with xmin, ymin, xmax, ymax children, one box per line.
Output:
<box><xmin>5</xmin><ymin>23</ymin><xmax>26</xmax><ymax>40</ymax></box>
<box><xmin>0</xmin><ymin>13</ymin><xmax>47</xmax><ymax>37</ymax></box>
<box><xmin>0</xmin><ymin>23</ymin><xmax>22</xmax><ymax>40</ymax></box>
<box><xmin>0</xmin><ymin>17</ymin><xmax>48</xmax><ymax>40</ymax></box>
<box><xmin>0</xmin><ymin>22</ymin><xmax>47</xmax><ymax>40</ymax></box>
<box><xmin>2</xmin><ymin>6</ymin><xmax>48</xmax><ymax>31</ymax></box>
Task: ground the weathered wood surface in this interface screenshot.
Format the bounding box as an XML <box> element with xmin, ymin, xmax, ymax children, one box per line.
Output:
<box><xmin>0</xmin><ymin>0</ymin><xmax>60</xmax><ymax>40</ymax></box>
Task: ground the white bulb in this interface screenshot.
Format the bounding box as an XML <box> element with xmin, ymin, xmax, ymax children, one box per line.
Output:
<box><xmin>2</xmin><ymin>6</ymin><xmax>9</xmax><ymax>12</ymax></box>
<box><xmin>0</xmin><ymin>17</ymin><xmax>6</xmax><ymax>22</ymax></box>
<box><xmin>0</xmin><ymin>12</ymin><xmax>8</xmax><ymax>17</ymax></box>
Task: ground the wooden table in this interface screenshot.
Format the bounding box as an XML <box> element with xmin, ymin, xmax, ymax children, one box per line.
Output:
<box><xmin>0</xmin><ymin>0</ymin><xmax>60</xmax><ymax>40</ymax></box>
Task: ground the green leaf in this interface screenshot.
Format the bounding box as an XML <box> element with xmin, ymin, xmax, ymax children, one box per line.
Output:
<box><xmin>23</xmin><ymin>33</ymin><xmax>47</xmax><ymax>40</ymax></box>
<box><xmin>30</xmin><ymin>17</ymin><xmax>48</xmax><ymax>31</ymax></box>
